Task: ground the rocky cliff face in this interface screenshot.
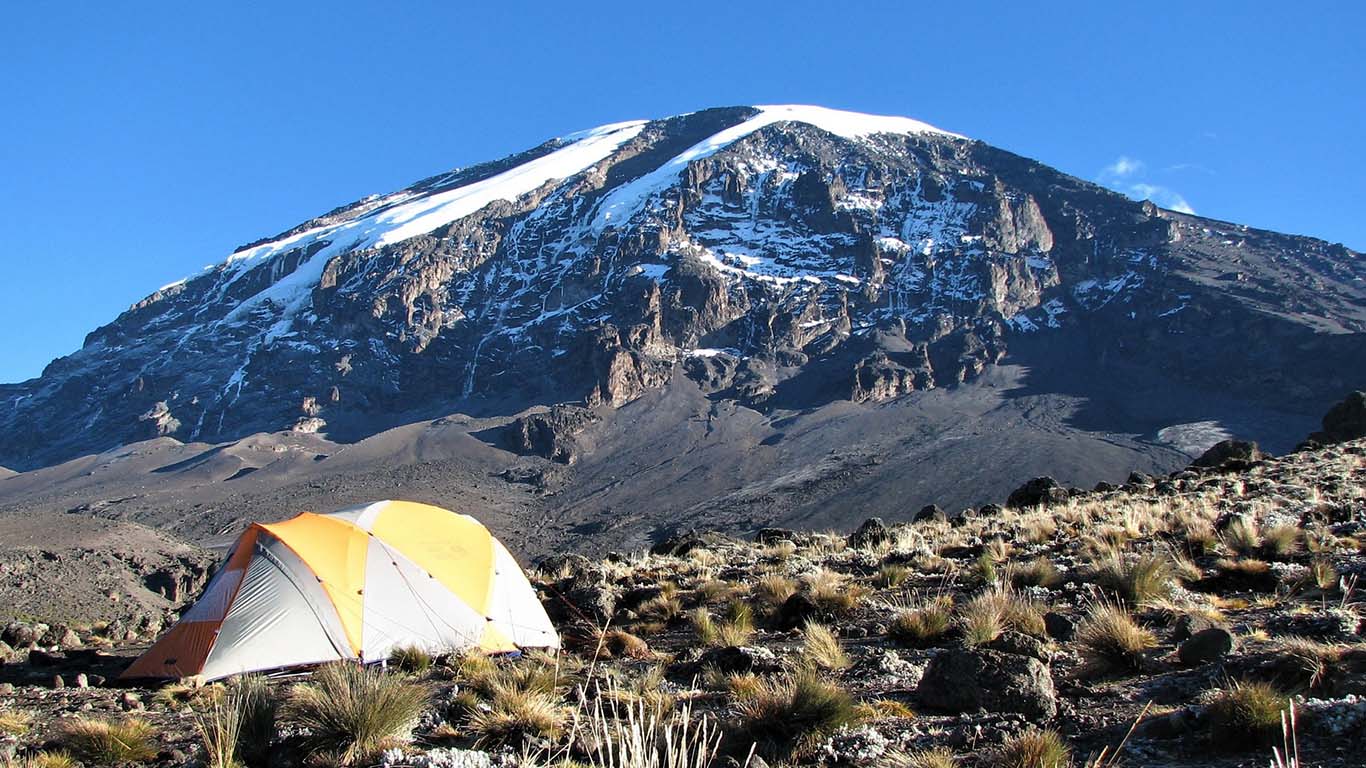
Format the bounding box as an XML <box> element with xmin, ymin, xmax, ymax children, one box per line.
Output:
<box><xmin>2</xmin><ymin>105</ymin><xmax>1363</xmax><ymax>471</ymax></box>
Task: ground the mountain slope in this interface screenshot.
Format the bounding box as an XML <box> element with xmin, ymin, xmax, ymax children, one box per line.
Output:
<box><xmin>0</xmin><ymin>104</ymin><xmax>1362</xmax><ymax>552</ymax></box>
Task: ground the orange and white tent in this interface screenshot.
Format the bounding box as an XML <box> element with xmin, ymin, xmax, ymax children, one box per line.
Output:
<box><xmin>123</xmin><ymin>500</ymin><xmax>559</xmax><ymax>681</ymax></box>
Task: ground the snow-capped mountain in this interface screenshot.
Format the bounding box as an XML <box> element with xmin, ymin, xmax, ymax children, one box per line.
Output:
<box><xmin>2</xmin><ymin>105</ymin><xmax>1363</xmax><ymax>472</ymax></box>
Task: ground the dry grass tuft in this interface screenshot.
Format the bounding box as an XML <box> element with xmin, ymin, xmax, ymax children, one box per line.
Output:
<box><xmin>752</xmin><ymin>573</ymin><xmax>799</xmax><ymax>608</ymax></box>
<box><xmin>799</xmin><ymin>621</ymin><xmax>850</xmax><ymax>670</ymax></box>
<box><xmin>1075</xmin><ymin>600</ymin><xmax>1156</xmax><ymax>675</ymax></box>
<box><xmin>995</xmin><ymin>728</ymin><xmax>1072</xmax><ymax>768</ymax></box>
<box><xmin>1206</xmin><ymin>680</ymin><xmax>1289</xmax><ymax>750</ymax></box>
<box><xmin>0</xmin><ymin>709</ymin><xmax>33</xmax><ymax>737</ymax></box>
<box><xmin>853</xmin><ymin>699</ymin><xmax>916</xmax><ymax>720</ymax></box>
<box><xmin>804</xmin><ymin>568</ymin><xmax>868</xmax><ymax>613</ymax></box>
<box><xmin>284</xmin><ymin>662</ymin><xmax>430</xmax><ymax>765</ymax></box>
<box><xmin>958</xmin><ymin>586</ymin><xmax>1047</xmax><ymax>646</ymax></box>
<box><xmin>58</xmin><ymin>717</ymin><xmax>158</xmax><ymax>766</ymax></box>
<box><xmin>690</xmin><ymin>602</ymin><xmax>754</xmax><ymax>647</ymax></box>
<box><xmin>1008</xmin><ymin>557</ymin><xmax>1061</xmax><ymax>589</ymax></box>
<box><xmin>889</xmin><ymin>595</ymin><xmax>955</xmax><ymax>647</ymax></box>
<box><xmin>874</xmin><ymin>563</ymin><xmax>913</xmax><ymax>588</ymax></box>
<box><xmin>732</xmin><ymin>671</ymin><xmax>861</xmax><ymax>760</ymax></box>
<box><xmin>389</xmin><ymin>645</ymin><xmax>433</xmax><ymax>675</ymax></box>
<box><xmin>1089</xmin><ymin>552</ymin><xmax>1174</xmax><ymax>605</ymax></box>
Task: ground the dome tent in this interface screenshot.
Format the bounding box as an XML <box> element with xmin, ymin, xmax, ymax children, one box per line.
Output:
<box><xmin>123</xmin><ymin>500</ymin><xmax>559</xmax><ymax>681</ymax></box>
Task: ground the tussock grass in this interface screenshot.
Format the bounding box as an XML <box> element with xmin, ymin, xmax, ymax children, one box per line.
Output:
<box><xmin>466</xmin><ymin>683</ymin><xmax>569</xmax><ymax>747</ymax></box>
<box><xmin>689</xmin><ymin>604</ymin><xmax>754</xmax><ymax>647</ymax></box>
<box><xmin>853</xmin><ymin>699</ymin><xmax>916</xmax><ymax>720</ymax></box>
<box><xmin>1310</xmin><ymin>558</ymin><xmax>1338</xmax><ymax>591</ymax></box>
<box><xmin>889</xmin><ymin>595</ymin><xmax>954</xmax><ymax>647</ymax></box>
<box><xmin>732</xmin><ymin>671</ymin><xmax>861</xmax><ymax>760</ymax></box>
<box><xmin>58</xmin><ymin>717</ymin><xmax>158</xmax><ymax>766</ymax></box>
<box><xmin>1222</xmin><ymin>517</ymin><xmax>1263</xmax><ymax>557</ymax></box>
<box><xmin>752</xmin><ymin>574</ymin><xmax>799</xmax><ymax>608</ymax></box>
<box><xmin>1207</xmin><ymin>680</ymin><xmax>1289</xmax><ymax>750</ymax></box>
<box><xmin>874</xmin><ymin>563</ymin><xmax>912</xmax><ymax>588</ymax></box>
<box><xmin>1262</xmin><ymin>525</ymin><xmax>1302</xmax><ymax>560</ymax></box>
<box><xmin>637</xmin><ymin>593</ymin><xmax>684</xmax><ymax>622</ymax></box>
<box><xmin>959</xmin><ymin>586</ymin><xmax>1046</xmax><ymax>646</ymax></box>
<box><xmin>804</xmin><ymin>568</ymin><xmax>867</xmax><ymax>613</ymax></box>
<box><xmin>0</xmin><ymin>709</ymin><xmax>33</xmax><ymax>737</ymax></box>
<box><xmin>599</xmin><ymin>629</ymin><xmax>652</xmax><ymax>659</ymax></box>
<box><xmin>583</xmin><ymin>684</ymin><xmax>721</xmax><ymax>768</ymax></box>
<box><xmin>897</xmin><ymin>747</ymin><xmax>956</xmax><ymax>768</ymax></box>
<box><xmin>192</xmin><ymin>676</ymin><xmax>276</xmax><ymax>768</ymax></box>
<box><xmin>1089</xmin><ymin>552</ymin><xmax>1174</xmax><ymax>605</ymax></box>
<box><xmin>1076</xmin><ymin>600</ymin><xmax>1156</xmax><ymax>675</ymax></box>
<box><xmin>1008</xmin><ymin>557</ymin><xmax>1061</xmax><ymax>589</ymax></box>
<box><xmin>994</xmin><ymin>727</ymin><xmax>1072</xmax><ymax>768</ymax></box>
<box><xmin>694</xmin><ymin>579</ymin><xmax>739</xmax><ymax>605</ymax></box>
<box><xmin>284</xmin><ymin>662</ymin><xmax>430</xmax><ymax>765</ymax></box>
<box><xmin>799</xmin><ymin>621</ymin><xmax>850</xmax><ymax>670</ymax></box>
<box><xmin>389</xmin><ymin>645</ymin><xmax>433</xmax><ymax>675</ymax></box>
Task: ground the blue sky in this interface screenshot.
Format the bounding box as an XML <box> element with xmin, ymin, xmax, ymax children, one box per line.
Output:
<box><xmin>2</xmin><ymin>2</ymin><xmax>1363</xmax><ymax>384</ymax></box>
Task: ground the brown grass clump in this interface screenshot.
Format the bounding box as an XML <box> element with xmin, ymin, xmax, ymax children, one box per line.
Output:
<box><xmin>752</xmin><ymin>573</ymin><xmax>799</xmax><ymax>607</ymax></box>
<box><xmin>799</xmin><ymin>621</ymin><xmax>850</xmax><ymax>671</ymax></box>
<box><xmin>853</xmin><ymin>699</ymin><xmax>916</xmax><ymax>720</ymax></box>
<box><xmin>958</xmin><ymin>586</ymin><xmax>1047</xmax><ymax>646</ymax></box>
<box><xmin>1310</xmin><ymin>558</ymin><xmax>1338</xmax><ymax>591</ymax></box>
<box><xmin>994</xmin><ymin>727</ymin><xmax>1072</xmax><ymax>768</ymax></box>
<box><xmin>599</xmin><ymin>629</ymin><xmax>652</xmax><ymax>659</ymax></box>
<box><xmin>1221</xmin><ymin>517</ymin><xmax>1262</xmax><ymax>557</ymax></box>
<box><xmin>804</xmin><ymin>568</ymin><xmax>868</xmax><ymax>613</ymax></box>
<box><xmin>889</xmin><ymin>595</ymin><xmax>955</xmax><ymax>647</ymax></box>
<box><xmin>58</xmin><ymin>717</ymin><xmax>158</xmax><ymax>766</ymax></box>
<box><xmin>1210</xmin><ymin>558</ymin><xmax>1278</xmax><ymax>592</ymax></box>
<box><xmin>694</xmin><ymin>579</ymin><xmax>739</xmax><ymax>605</ymax></box>
<box><xmin>874</xmin><ymin>563</ymin><xmax>913</xmax><ymax>588</ymax></box>
<box><xmin>389</xmin><ymin>645</ymin><xmax>433</xmax><ymax>675</ymax></box>
<box><xmin>1261</xmin><ymin>524</ymin><xmax>1302</xmax><ymax>560</ymax></box>
<box><xmin>1206</xmin><ymin>680</ymin><xmax>1289</xmax><ymax>750</ymax></box>
<box><xmin>1075</xmin><ymin>601</ymin><xmax>1156</xmax><ymax>675</ymax></box>
<box><xmin>466</xmin><ymin>684</ymin><xmax>570</xmax><ymax>747</ymax></box>
<box><xmin>690</xmin><ymin>602</ymin><xmax>754</xmax><ymax>647</ymax></box>
<box><xmin>896</xmin><ymin>747</ymin><xmax>957</xmax><ymax>768</ymax></box>
<box><xmin>1008</xmin><ymin>557</ymin><xmax>1061</xmax><ymax>589</ymax></box>
<box><xmin>1089</xmin><ymin>552</ymin><xmax>1174</xmax><ymax>605</ymax></box>
<box><xmin>637</xmin><ymin>592</ymin><xmax>684</xmax><ymax>622</ymax></box>
<box><xmin>284</xmin><ymin>662</ymin><xmax>430</xmax><ymax>765</ymax></box>
<box><xmin>732</xmin><ymin>670</ymin><xmax>861</xmax><ymax>760</ymax></box>
<box><xmin>0</xmin><ymin>709</ymin><xmax>33</xmax><ymax>737</ymax></box>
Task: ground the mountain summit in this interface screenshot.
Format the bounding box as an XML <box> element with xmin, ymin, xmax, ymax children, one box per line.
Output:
<box><xmin>1</xmin><ymin>105</ymin><xmax>1362</xmax><ymax>480</ymax></box>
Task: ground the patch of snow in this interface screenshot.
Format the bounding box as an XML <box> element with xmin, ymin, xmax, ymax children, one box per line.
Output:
<box><xmin>593</xmin><ymin>105</ymin><xmax>961</xmax><ymax>232</ymax></box>
<box><xmin>217</xmin><ymin>121</ymin><xmax>645</xmax><ymax>341</ymax></box>
<box><xmin>1157</xmin><ymin>421</ymin><xmax>1233</xmax><ymax>456</ymax></box>
<box><xmin>686</xmin><ymin>347</ymin><xmax>740</xmax><ymax>358</ymax></box>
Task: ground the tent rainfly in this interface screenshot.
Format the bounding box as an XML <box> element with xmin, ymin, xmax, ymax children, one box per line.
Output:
<box><xmin>123</xmin><ymin>500</ymin><xmax>559</xmax><ymax>681</ymax></box>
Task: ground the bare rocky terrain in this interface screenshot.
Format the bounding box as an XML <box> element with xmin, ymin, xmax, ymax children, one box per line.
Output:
<box><xmin>2</xmin><ymin>404</ymin><xmax>1365</xmax><ymax>768</ymax></box>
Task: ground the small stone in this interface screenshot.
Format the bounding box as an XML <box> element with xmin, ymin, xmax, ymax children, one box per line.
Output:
<box><xmin>120</xmin><ymin>691</ymin><xmax>144</xmax><ymax>711</ymax></box>
<box><xmin>1177</xmin><ymin>627</ymin><xmax>1236</xmax><ymax>666</ymax></box>
<box><xmin>75</xmin><ymin>672</ymin><xmax>89</xmax><ymax>688</ymax></box>
<box><xmin>51</xmin><ymin>674</ymin><xmax>65</xmax><ymax>689</ymax></box>
<box><xmin>1044</xmin><ymin>612</ymin><xmax>1076</xmax><ymax>641</ymax></box>
<box><xmin>848</xmin><ymin>517</ymin><xmax>892</xmax><ymax>549</ymax></box>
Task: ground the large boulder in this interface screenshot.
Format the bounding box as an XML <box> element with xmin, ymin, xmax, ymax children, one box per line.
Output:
<box><xmin>847</xmin><ymin>518</ymin><xmax>892</xmax><ymax>550</ymax></box>
<box><xmin>499</xmin><ymin>405</ymin><xmax>600</xmax><ymax>464</ymax></box>
<box><xmin>1192</xmin><ymin>439</ymin><xmax>1265</xmax><ymax>470</ymax></box>
<box><xmin>1310</xmin><ymin>391</ymin><xmax>1366</xmax><ymax>445</ymax></box>
<box><xmin>1006</xmin><ymin>477</ymin><xmax>1068</xmax><ymax>509</ymax></box>
<box><xmin>916</xmin><ymin>647</ymin><xmax>1057</xmax><ymax>719</ymax></box>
